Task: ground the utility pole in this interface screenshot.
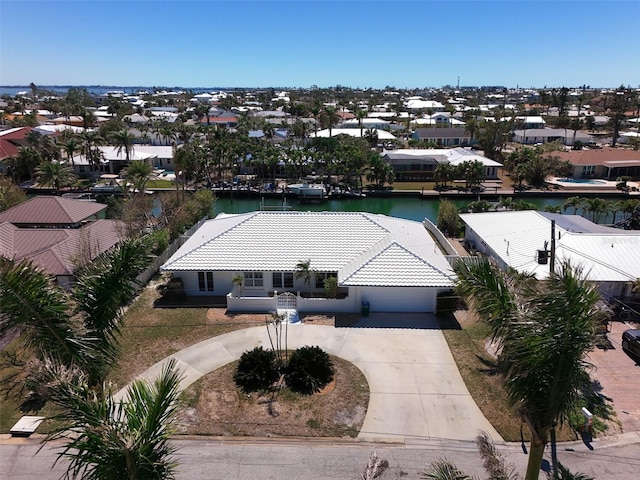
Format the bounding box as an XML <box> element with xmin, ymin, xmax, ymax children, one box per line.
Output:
<box><xmin>550</xmin><ymin>219</ymin><xmax>556</xmax><ymax>274</ymax></box>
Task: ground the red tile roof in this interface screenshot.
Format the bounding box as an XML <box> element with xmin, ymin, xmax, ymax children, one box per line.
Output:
<box><xmin>549</xmin><ymin>148</ymin><xmax>640</xmax><ymax>166</ymax></box>
<box><xmin>0</xmin><ymin>196</ymin><xmax>106</xmax><ymax>226</ymax></box>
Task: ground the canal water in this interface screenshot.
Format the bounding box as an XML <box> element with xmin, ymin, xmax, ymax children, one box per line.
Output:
<box><xmin>213</xmin><ymin>195</ymin><xmax>568</xmax><ymax>223</ymax></box>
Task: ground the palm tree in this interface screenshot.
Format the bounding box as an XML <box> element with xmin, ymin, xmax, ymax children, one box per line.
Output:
<box><xmin>294</xmin><ymin>259</ymin><xmax>316</xmax><ymax>288</ymax></box>
<box><xmin>582</xmin><ymin>197</ymin><xmax>608</xmax><ymax>224</ymax></box>
<box><xmin>45</xmin><ymin>359</ymin><xmax>182</xmax><ymax>480</ymax></box>
<box><xmin>0</xmin><ymin>238</ymin><xmax>150</xmax><ymax>387</ymax></box>
<box><xmin>62</xmin><ymin>137</ymin><xmax>80</xmax><ymax>169</ymax></box>
<box><xmin>420</xmin><ymin>458</ymin><xmax>471</xmax><ymax>480</ymax></box>
<box><xmin>563</xmin><ymin>196</ymin><xmax>583</xmax><ymax>215</ymax></box>
<box><xmin>454</xmin><ymin>258</ymin><xmax>602</xmax><ymax>480</ymax></box>
<box><xmin>318</xmin><ymin>106</ymin><xmax>340</xmax><ymax>137</ymax></box>
<box><xmin>124</xmin><ymin>160</ymin><xmax>154</xmax><ymax>197</ymax></box>
<box><xmin>111</xmin><ymin>130</ymin><xmax>136</xmax><ymax>163</ymax></box>
<box><xmin>35</xmin><ymin>161</ymin><xmax>77</xmax><ymax>194</ymax></box>
<box><xmin>544</xmin><ymin>205</ymin><xmax>562</xmax><ymax>213</ymax></box>
<box><xmin>355</xmin><ymin>108</ymin><xmax>367</xmax><ymax>137</ymax></box>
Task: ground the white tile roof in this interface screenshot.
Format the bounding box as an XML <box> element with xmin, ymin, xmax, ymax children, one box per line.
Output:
<box><xmin>162</xmin><ymin>211</ymin><xmax>456</xmax><ymax>288</ymax></box>
<box><xmin>460</xmin><ymin>211</ymin><xmax>640</xmax><ymax>282</ymax></box>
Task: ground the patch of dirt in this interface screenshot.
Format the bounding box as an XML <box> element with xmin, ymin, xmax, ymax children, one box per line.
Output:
<box><xmin>177</xmin><ymin>356</ymin><xmax>369</xmax><ymax>438</ymax></box>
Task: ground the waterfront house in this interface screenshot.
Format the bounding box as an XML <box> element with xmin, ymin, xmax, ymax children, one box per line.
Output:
<box><xmin>384</xmin><ymin>148</ymin><xmax>502</xmax><ymax>181</ymax></box>
<box><xmin>160</xmin><ymin>211</ymin><xmax>456</xmax><ymax>314</ymax></box>
<box><xmin>548</xmin><ymin>148</ymin><xmax>640</xmax><ymax>180</ymax></box>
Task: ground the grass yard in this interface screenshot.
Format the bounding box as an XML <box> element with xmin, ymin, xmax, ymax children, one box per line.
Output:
<box><xmin>146</xmin><ymin>179</ymin><xmax>175</xmax><ymax>189</ymax></box>
<box><xmin>109</xmin><ymin>284</ymin><xmax>267</xmax><ymax>388</ymax></box>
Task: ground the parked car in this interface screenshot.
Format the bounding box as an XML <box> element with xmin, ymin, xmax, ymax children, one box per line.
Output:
<box><xmin>621</xmin><ymin>329</ymin><xmax>640</xmax><ymax>357</ymax></box>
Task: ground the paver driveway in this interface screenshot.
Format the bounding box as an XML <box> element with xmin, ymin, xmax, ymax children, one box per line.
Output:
<box><xmin>118</xmin><ymin>313</ymin><xmax>501</xmax><ymax>442</ymax></box>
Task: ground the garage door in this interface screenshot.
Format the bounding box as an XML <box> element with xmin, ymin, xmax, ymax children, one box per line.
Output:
<box><xmin>360</xmin><ymin>287</ymin><xmax>436</xmax><ymax>312</ymax></box>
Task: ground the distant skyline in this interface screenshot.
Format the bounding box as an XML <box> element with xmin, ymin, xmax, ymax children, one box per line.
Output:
<box><xmin>1</xmin><ymin>0</ymin><xmax>639</xmax><ymax>90</ymax></box>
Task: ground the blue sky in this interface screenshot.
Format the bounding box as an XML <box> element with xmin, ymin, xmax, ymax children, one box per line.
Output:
<box><xmin>1</xmin><ymin>0</ymin><xmax>638</xmax><ymax>89</ymax></box>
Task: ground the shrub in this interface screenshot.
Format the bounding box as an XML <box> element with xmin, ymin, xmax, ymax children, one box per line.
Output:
<box><xmin>285</xmin><ymin>346</ymin><xmax>334</xmax><ymax>395</ymax></box>
<box><xmin>233</xmin><ymin>347</ymin><xmax>280</xmax><ymax>393</ymax></box>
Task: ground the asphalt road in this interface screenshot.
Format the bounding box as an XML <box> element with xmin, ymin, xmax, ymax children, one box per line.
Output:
<box><xmin>2</xmin><ymin>434</ymin><xmax>639</xmax><ymax>479</ymax></box>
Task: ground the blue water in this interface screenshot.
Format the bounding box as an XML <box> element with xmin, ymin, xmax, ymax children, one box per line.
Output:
<box><xmin>0</xmin><ymin>85</ymin><xmax>230</xmax><ymax>97</ymax></box>
<box><xmin>212</xmin><ymin>196</ymin><xmax>567</xmax><ymax>223</ymax></box>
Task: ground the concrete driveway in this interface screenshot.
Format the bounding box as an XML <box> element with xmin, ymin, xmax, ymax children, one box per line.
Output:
<box><xmin>119</xmin><ymin>313</ymin><xmax>500</xmax><ymax>442</ymax></box>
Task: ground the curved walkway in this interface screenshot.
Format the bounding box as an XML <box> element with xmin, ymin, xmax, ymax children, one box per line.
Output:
<box><xmin>117</xmin><ymin>314</ymin><xmax>500</xmax><ymax>442</ymax></box>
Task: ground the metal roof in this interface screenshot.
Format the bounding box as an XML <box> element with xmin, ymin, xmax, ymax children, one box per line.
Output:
<box><xmin>162</xmin><ymin>211</ymin><xmax>456</xmax><ymax>288</ymax></box>
<box><xmin>0</xmin><ymin>196</ymin><xmax>106</xmax><ymax>226</ymax></box>
<box><xmin>460</xmin><ymin>211</ymin><xmax>640</xmax><ymax>282</ymax></box>
<box><xmin>1</xmin><ymin>219</ymin><xmax>122</xmax><ymax>276</ymax></box>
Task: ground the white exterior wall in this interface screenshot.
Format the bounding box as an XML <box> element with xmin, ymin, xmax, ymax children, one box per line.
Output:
<box><xmin>179</xmin><ymin>271</ymin><xmax>237</xmax><ymax>297</ymax></box>
<box><xmin>359</xmin><ymin>286</ymin><xmax>437</xmax><ymax>312</ymax></box>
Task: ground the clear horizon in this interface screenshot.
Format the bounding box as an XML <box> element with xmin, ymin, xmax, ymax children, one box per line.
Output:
<box><xmin>1</xmin><ymin>0</ymin><xmax>639</xmax><ymax>90</ymax></box>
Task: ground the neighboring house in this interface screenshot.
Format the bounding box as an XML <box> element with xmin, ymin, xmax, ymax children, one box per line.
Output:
<box><xmin>549</xmin><ymin>148</ymin><xmax>640</xmax><ymax>180</ymax></box>
<box><xmin>515</xmin><ymin>116</ymin><xmax>546</xmax><ymax>129</ymax></box>
<box><xmin>384</xmin><ymin>148</ymin><xmax>502</xmax><ymax>181</ymax></box>
<box><xmin>404</xmin><ymin>99</ymin><xmax>445</xmax><ymax>112</ymax></box>
<box><xmin>160</xmin><ymin>211</ymin><xmax>456</xmax><ymax>314</ymax></box>
<box><xmin>341</xmin><ymin>118</ymin><xmax>392</xmax><ymax>130</ymax></box>
<box><xmin>310</xmin><ymin>128</ymin><xmax>397</xmax><ymax>140</ymax></box>
<box><xmin>512</xmin><ymin>128</ymin><xmax>593</xmax><ymax>146</ymax></box>
<box><xmin>412</xmin><ymin>128</ymin><xmax>472</xmax><ymax>147</ymax></box>
<box><xmin>0</xmin><ymin>196</ymin><xmax>122</xmax><ymax>288</ymax></box>
<box><xmin>459</xmin><ymin>211</ymin><xmax>640</xmax><ymax>299</ymax></box>
<box><xmin>0</xmin><ymin>127</ymin><xmax>32</xmax><ymax>175</ymax></box>
<box><xmin>71</xmin><ymin>145</ymin><xmax>173</xmax><ymax>176</ymax></box>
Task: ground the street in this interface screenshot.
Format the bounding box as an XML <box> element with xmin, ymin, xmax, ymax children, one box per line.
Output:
<box><xmin>2</xmin><ymin>434</ymin><xmax>639</xmax><ymax>479</ymax></box>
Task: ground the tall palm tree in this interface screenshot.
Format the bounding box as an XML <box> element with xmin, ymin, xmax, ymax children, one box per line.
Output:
<box><xmin>454</xmin><ymin>258</ymin><xmax>602</xmax><ymax>480</ymax></box>
<box><xmin>35</xmin><ymin>161</ymin><xmax>77</xmax><ymax>194</ymax></box>
<box><xmin>45</xmin><ymin>359</ymin><xmax>182</xmax><ymax>480</ymax></box>
<box><xmin>62</xmin><ymin>137</ymin><xmax>80</xmax><ymax>170</ymax></box>
<box><xmin>355</xmin><ymin>108</ymin><xmax>367</xmax><ymax>137</ymax></box>
<box><xmin>582</xmin><ymin>197</ymin><xmax>608</xmax><ymax>224</ymax></box>
<box><xmin>111</xmin><ymin>130</ymin><xmax>136</xmax><ymax>163</ymax></box>
<box><xmin>319</xmin><ymin>106</ymin><xmax>340</xmax><ymax>137</ymax></box>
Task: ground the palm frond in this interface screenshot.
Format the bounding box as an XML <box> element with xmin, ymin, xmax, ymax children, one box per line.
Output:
<box><xmin>45</xmin><ymin>358</ymin><xmax>183</xmax><ymax>480</ymax></box>
<box><xmin>0</xmin><ymin>257</ymin><xmax>79</xmax><ymax>364</ymax></box>
<box><xmin>420</xmin><ymin>458</ymin><xmax>473</xmax><ymax>480</ymax></box>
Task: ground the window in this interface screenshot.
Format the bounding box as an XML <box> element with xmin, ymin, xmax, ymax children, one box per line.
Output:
<box><xmin>272</xmin><ymin>272</ymin><xmax>293</xmax><ymax>289</ymax></box>
<box><xmin>582</xmin><ymin>165</ymin><xmax>596</xmax><ymax>176</ymax></box>
<box><xmin>244</xmin><ymin>271</ymin><xmax>263</xmax><ymax>287</ymax></box>
<box><xmin>197</xmin><ymin>271</ymin><xmax>214</xmax><ymax>292</ymax></box>
<box><xmin>315</xmin><ymin>272</ymin><xmax>337</xmax><ymax>289</ymax></box>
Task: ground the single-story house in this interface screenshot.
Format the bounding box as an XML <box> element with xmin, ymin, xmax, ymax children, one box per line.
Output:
<box><xmin>512</xmin><ymin>128</ymin><xmax>593</xmax><ymax>146</ymax></box>
<box><xmin>160</xmin><ymin>211</ymin><xmax>457</xmax><ymax>314</ymax></box>
<box><xmin>383</xmin><ymin>148</ymin><xmax>502</xmax><ymax>181</ymax></box>
<box><xmin>340</xmin><ymin>118</ymin><xmax>392</xmax><ymax>130</ymax></box>
<box><xmin>412</xmin><ymin>128</ymin><xmax>471</xmax><ymax>147</ymax></box>
<box><xmin>71</xmin><ymin>145</ymin><xmax>174</xmax><ymax>176</ymax></box>
<box><xmin>310</xmin><ymin>128</ymin><xmax>397</xmax><ymax>140</ymax></box>
<box><xmin>0</xmin><ymin>196</ymin><xmax>122</xmax><ymax>287</ymax></box>
<box><xmin>515</xmin><ymin>116</ymin><xmax>546</xmax><ymax>129</ymax></box>
<box><xmin>459</xmin><ymin>210</ymin><xmax>640</xmax><ymax>299</ymax></box>
<box><xmin>549</xmin><ymin>148</ymin><xmax>640</xmax><ymax>180</ymax></box>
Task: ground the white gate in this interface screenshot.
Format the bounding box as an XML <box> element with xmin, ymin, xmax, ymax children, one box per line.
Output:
<box><xmin>277</xmin><ymin>292</ymin><xmax>297</xmax><ymax>310</ymax></box>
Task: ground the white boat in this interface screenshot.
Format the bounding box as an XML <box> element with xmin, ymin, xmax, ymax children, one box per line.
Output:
<box><xmin>286</xmin><ymin>183</ymin><xmax>326</xmax><ymax>199</ymax></box>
